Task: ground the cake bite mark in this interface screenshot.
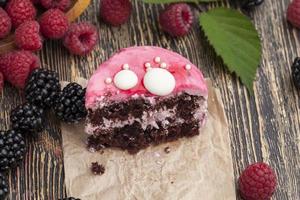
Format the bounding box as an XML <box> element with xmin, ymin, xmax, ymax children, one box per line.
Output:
<box><xmin>113</xmin><ymin>69</ymin><xmax>138</xmax><ymax>90</ymax></box>
<box><xmin>143</xmin><ymin>68</ymin><xmax>176</xmax><ymax>96</ymax></box>
<box><xmin>105</xmin><ymin>77</ymin><xmax>112</xmax><ymax>84</ymax></box>
<box><xmin>154</xmin><ymin>56</ymin><xmax>161</xmax><ymax>63</ymax></box>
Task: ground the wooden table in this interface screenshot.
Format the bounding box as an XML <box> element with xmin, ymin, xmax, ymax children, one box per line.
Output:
<box><xmin>1</xmin><ymin>0</ymin><xmax>299</xmax><ymax>199</ymax></box>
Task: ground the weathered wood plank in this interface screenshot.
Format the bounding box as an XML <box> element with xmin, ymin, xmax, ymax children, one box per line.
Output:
<box><xmin>0</xmin><ymin>0</ymin><xmax>299</xmax><ymax>199</ymax></box>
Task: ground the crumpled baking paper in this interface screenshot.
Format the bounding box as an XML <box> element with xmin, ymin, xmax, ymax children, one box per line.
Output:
<box><xmin>61</xmin><ymin>79</ymin><xmax>236</xmax><ymax>200</ymax></box>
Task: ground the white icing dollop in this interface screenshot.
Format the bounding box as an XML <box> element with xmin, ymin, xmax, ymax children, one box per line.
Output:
<box><xmin>143</xmin><ymin>68</ymin><xmax>176</xmax><ymax>96</ymax></box>
<box><xmin>113</xmin><ymin>70</ymin><xmax>138</xmax><ymax>90</ymax></box>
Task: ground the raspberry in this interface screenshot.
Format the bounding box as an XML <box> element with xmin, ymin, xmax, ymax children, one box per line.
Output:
<box><xmin>0</xmin><ymin>8</ymin><xmax>11</xmax><ymax>39</ymax></box>
<box><xmin>159</xmin><ymin>3</ymin><xmax>194</xmax><ymax>37</ymax></box>
<box><xmin>0</xmin><ymin>51</ymin><xmax>40</xmax><ymax>88</ymax></box>
<box><xmin>0</xmin><ymin>71</ymin><xmax>3</xmax><ymax>92</ymax></box>
<box><xmin>100</xmin><ymin>0</ymin><xmax>132</xmax><ymax>26</ymax></box>
<box><xmin>287</xmin><ymin>0</ymin><xmax>300</xmax><ymax>28</ymax></box>
<box><xmin>63</xmin><ymin>22</ymin><xmax>98</xmax><ymax>55</ymax></box>
<box><xmin>39</xmin><ymin>9</ymin><xmax>69</xmax><ymax>39</ymax></box>
<box><xmin>14</xmin><ymin>20</ymin><xmax>42</xmax><ymax>51</ymax></box>
<box><xmin>40</xmin><ymin>0</ymin><xmax>71</xmax><ymax>12</ymax></box>
<box><xmin>239</xmin><ymin>162</ymin><xmax>277</xmax><ymax>200</ymax></box>
<box><xmin>5</xmin><ymin>0</ymin><xmax>36</xmax><ymax>28</ymax></box>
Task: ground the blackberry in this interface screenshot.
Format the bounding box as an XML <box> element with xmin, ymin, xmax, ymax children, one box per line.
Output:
<box><xmin>0</xmin><ymin>130</ymin><xmax>26</xmax><ymax>171</ymax></box>
<box><xmin>54</xmin><ymin>83</ymin><xmax>87</xmax><ymax>123</ymax></box>
<box><xmin>292</xmin><ymin>57</ymin><xmax>300</xmax><ymax>89</ymax></box>
<box><xmin>241</xmin><ymin>0</ymin><xmax>264</xmax><ymax>9</ymax></box>
<box><xmin>25</xmin><ymin>68</ymin><xmax>61</xmax><ymax>109</ymax></box>
<box><xmin>0</xmin><ymin>173</ymin><xmax>8</xmax><ymax>200</ymax></box>
<box><xmin>0</xmin><ymin>0</ymin><xmax>7</xmax><ymax>7</ymax></box>
<box><xmin>11</xmin><ymin>103</ymin><xmax>44</xmax><ymax>134</ymax></box>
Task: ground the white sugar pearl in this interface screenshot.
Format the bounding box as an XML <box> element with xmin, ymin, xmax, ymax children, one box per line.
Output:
<box><xmin>160</xmin><ymin>62</ymin><xmax>167</xmax><ymax>68</ymax></box>
<box><xmin>113</xmin><ymin>70</ymin><xmax>138</xmax><ymax>90</ymax></box>
<box><xmin>154</xmin><ymin>57</ymin><xmax>161</xmax><ymax>63</ymax></box>
<box><xmin>145</xmin><ymin>62</ymin><xmax>151</xmax><ymax>68</ymax></box>
<box><xmin>123</xmin><ymin>64</ymin><xmax>130</xmax><ymax>70</ymax></box>
<box><xmin>143</xmin><ymin>68</ymin><xmax>175</xmax><ymax>96</ymax></box>
<box><xmin>105</xmin><ymin>77</ymin><xmax>112</xmax><ymax>84</ymax></box>
<box><xmin>185</xmin><ymin>64</ymin><xmax>192</xmax><ymax>70</ymax></box>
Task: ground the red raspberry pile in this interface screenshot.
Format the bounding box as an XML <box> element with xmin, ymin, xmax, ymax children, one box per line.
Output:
<box><xmin>99</xmin><ymin>0</ymin><xmax>194</xmax><ymax>37</ymax></box>
<box><xmin>0</xmin><ymin>0</ymin><xmax>98</xmax><ymax>90</ymax></box>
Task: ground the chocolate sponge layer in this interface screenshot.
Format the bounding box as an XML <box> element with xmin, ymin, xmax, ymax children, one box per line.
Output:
<box><xmin>86</xmin><ymin>92</ymin><xmax>207</xmax><ymax>154</ymax></box>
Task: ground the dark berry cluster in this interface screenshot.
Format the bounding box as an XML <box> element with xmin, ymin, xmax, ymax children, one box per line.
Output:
<box><xmin>61</xmin><ymin>197</ymin><xmax>81</xmax><ymax>200</ymax></box>
<box><xmin>292</xmin><ymin>57</ymin><xmax>300</xmax><ymax>89</ymax></box>
<box><xmin>24</xmin><ymin>68</ymin><xmax>87</xmax><ymax>124</ymax></box>
<box><xmin>240</xmin><ymin>0</ymin><xmax>264</xmax><ymax>9</ymax></box>
<box><xmin>0</xmin><ymin>172</ymin><xmax>8</xmax><ymax>200</ymax></box>
<box><xmin>54</xmin><ymin>83</ymin><xmax>87</xmax><ymax>123</ymax></box>
<box><xmin>11</xmin><ymin>103</ymin><xmax>44</xmax><ymax>134</ymax></box>
<box><xmin>0</xmin><ymin>0</ymin><xmax>7</xmax><ymax>7</ymax></box>
<box><xmin>0</xmin><ymin>130</ymin><xmax>26</xmax><ymax>171</ymax></box>
<box><xmin>0</xmin><ymin>67</ymin><xmax>87</xmax><ymax>198</ymax></box>
<box><xmin>25</xmin><ymin>68</ymin><xmax>61</xmax><ymax>108</ymax></box>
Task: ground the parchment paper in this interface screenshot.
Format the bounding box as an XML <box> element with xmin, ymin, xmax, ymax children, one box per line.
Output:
<box><xmin>62</xmin><ymin>79</ymin><xmax>236</xmax><ymax>200</ymax></box>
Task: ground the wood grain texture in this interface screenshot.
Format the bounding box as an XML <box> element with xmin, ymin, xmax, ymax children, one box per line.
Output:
<box><xmin>0</xmin><ymin>0</ymin><xmax>299</xmax><ymax>199</ymax></box>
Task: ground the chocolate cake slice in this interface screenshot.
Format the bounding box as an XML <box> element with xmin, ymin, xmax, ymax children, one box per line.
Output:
<box><xmin>85</xmin><ymin>46</ymin><xmax>208</xmax><ymax>154</ymax></box>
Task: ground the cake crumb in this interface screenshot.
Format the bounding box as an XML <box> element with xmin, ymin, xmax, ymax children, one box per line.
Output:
<box><xmin>171</xmin><ymin>181</ymin><xmax>174</xmax><ymax>184</ymax></box>
<box><xmin>91</xmin><ymin>162</ymin><xmax>105</xmax><ymax>175</ymax></box>
<box><xmin>164</xmin><ymin>147</ymin><xmax>171</xmax><ymax>154</ymax></box>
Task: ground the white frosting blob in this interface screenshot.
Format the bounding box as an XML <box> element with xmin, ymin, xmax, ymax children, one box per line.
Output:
<box><xmin>143</xmin><ymin>68</ymin><xmax>176</xmax><ymax>96</ymax></box>
<box><xmin>113</xmin><ymin>70</ymin><xmax>138</xmax><ymax>90</ymax></box>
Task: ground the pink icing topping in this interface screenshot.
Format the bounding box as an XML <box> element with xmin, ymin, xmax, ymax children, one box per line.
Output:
<box><xmin>86</xmin><ymin>46</ymin><xmax>208</xmax><ymax>108</ymax></box>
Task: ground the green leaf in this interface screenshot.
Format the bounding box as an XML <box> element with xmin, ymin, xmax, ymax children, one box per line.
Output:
<box><xmin>199</xmin><ymin>7</ymin><xmax>261</xmax><ymax>93</ymax></box>
<box><xmin>143</xmin><ymin>0</ymin><xmax>221</xmax><ymax>3</ymax></box>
